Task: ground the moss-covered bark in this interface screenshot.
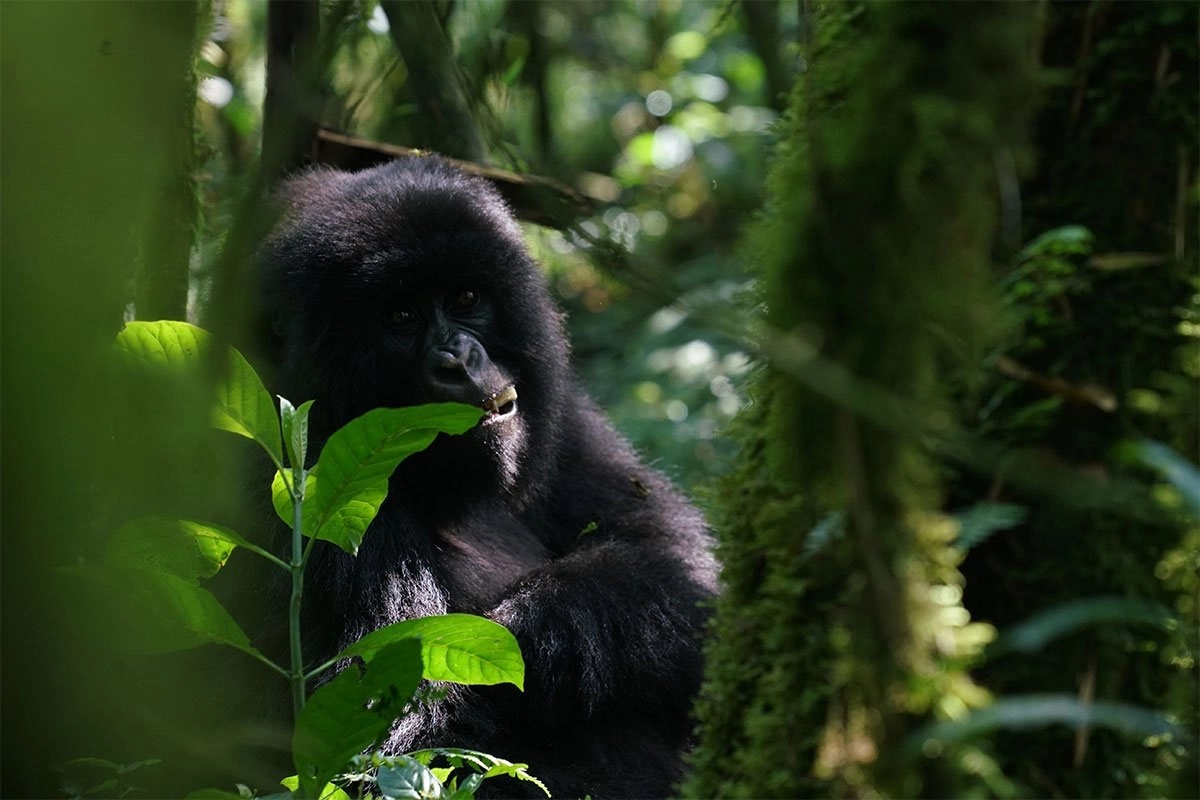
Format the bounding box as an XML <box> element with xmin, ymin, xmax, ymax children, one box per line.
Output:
<box><xmin>683</xmin><ymin>3</ymin><xmax>1036</xmax><ymax>797</ymax></box>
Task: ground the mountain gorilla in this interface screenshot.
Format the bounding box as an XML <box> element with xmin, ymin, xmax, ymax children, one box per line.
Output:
<box><xmin>254</xmin><ymin>157</ymin><xmax>718</xmax><ymax>798</ymax></box>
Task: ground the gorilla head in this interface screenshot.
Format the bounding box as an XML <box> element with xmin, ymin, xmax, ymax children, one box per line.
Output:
<box><xmin>259</xmin><ymin>159</ymin><xmax>566</xmax><ymax>505</ymax></box>
<box><xmin>253</xmin><ymin>156</ymin><xmax>718</xmax><ymax>799</ymax></box>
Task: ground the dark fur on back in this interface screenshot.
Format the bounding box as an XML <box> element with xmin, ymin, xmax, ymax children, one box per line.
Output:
<box><xmin>255</xmin><ymin>157</ymin><xmax>718</xmax><ymax>798</ymax></box>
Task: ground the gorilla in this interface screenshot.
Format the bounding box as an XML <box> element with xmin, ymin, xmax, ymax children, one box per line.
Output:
<box><xmin>254</xmin><ymin>157</ymin><xmax>718</xmax><ymax>798</ymax></box>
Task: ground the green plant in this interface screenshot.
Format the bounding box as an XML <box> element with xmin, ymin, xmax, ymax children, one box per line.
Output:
<box><xmin>69</xmin><ymin>320</ymin><xmax>545</xmax><ymax>800</ymax></box>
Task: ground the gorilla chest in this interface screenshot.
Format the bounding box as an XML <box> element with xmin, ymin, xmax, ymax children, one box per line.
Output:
<box><xmin>431</xmin><ymin>512</ymin><xmax>551</xmax><ymax>613</ymax></box>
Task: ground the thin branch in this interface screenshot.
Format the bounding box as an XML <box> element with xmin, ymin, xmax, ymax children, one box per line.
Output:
<box><xmin>313</xmin><ymin>129</ymin><xmax>594</xmax><ymax>229</ymax></box>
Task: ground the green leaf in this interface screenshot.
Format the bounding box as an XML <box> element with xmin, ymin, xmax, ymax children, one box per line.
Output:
<box><xmin>213</xmin><ymin>342</ymin><xmax>284</xmax><ymax>466</ymax></box>
<box><xmin>276</xmin><ymin>404</ymin><xmax>482</xmax><ymax>554</ymax></box>
<box><xmin>280</xmin><ymin>397</ymin><xmax>315</xmax><ymax>470</ymax></box>
<box><xmin>376</xmin><ymin>756</ymin><xmax>446</xmax><ymax>800</ymax></box>
<box><xmin>501</xmin><ymin>55</ymin><xmax>526</xmax><ymax>86</ymax></box>
<box><xmin>952</xmin><ymin>502</ymin><xmax>1027</xmax><ymax>551</ymax></box>
<box><xmin>273</xmin><ymin>467</ymin><xmax>316</xmax><ymax>523</ymax></box>
<box><xmin>335</xmin><ymin>614</ymin><xmax>524</xmax><ymax>689</ymax></box>
<box><xmin>104</xmin><ymin>517</ymin><xmax>252</xmax><ymax>584</ymax></box>
<box><xmin>278</xmin><ymin>776</ymin><xmax>351</xmax><ymax>800</ymax></box>
<box><xmin>903</xmin><ymin>694</ymin><xmax>1184</xmax><ymax>757</ymax></box>
<box><xmin>1020</xmin><ymin>225</ymin><xmax>1094</xmax><ymax>259</ymax></box>
<box><xmin>406</xmin><ymin>749</ymin><xmax>549</xmax><ymax>798</ymax></box>
<box><xmin>62</xmin><ymin>565</ymin><xmax>264</xmax><ymax>660</ymax></box>
<box><xmin>1125</xmin><ymin>438</ymin><xmax>1200</xmax><ymax>512</ymax></box>
<box><xmin>990</xmin><ymin>595</ymin><xmax>1176</xmax><ymax>656</ymax></box>
<box><xmin>293</xmin><ymin>640</ymin><xmax>423</xmax><ymax>800</ymax></box>
<box><xmin>114</xmin><ymin>321</ymin><xmax>283</xmax><ymax>466</ymax></box>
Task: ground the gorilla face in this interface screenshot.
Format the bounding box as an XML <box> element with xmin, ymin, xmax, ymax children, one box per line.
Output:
<box><xmin>259</xmin><ymin>159</ymin><xmax>568</xmax><ymax>501</ymax></box>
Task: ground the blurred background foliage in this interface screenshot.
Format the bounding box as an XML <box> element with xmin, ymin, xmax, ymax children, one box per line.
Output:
<box><xmin>2</xmin><ymin>0</ymin><xmax>1197</xmax><ymax>798</ymax></box>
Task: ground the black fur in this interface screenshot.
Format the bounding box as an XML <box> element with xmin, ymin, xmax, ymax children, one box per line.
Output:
<box><xmin>256</xmin><ymin>157</ymin><xmax>718</xmax><ymax>798</ymax></box>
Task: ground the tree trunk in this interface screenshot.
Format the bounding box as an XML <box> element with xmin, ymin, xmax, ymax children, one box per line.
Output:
<box><xmin>684</xmin><ymin>3</ymin><xmax>1036</xmax><ymax>796</ymax></box>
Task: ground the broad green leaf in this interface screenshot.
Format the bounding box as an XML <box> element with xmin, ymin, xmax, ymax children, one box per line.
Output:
<box><xmin>274</xmin><ymin>404</ymin><xmax>482</xmax><ymax>554</ymax></box>
<box><xmin>376</xmin><ymin>756</ymin><xmax>446</xmax><ymax>800</ymax></box>
<box><xmin>212</xmin><ymin>341</ymin><xmax>284</xmax><ymax>466</ymax></box>
<box><xmin>278</xmin><ymin>776</ymin><xmax>351</xmax><ymax>800</ymax></box>
<box><xmin>335</xmin><ymin>614</ymin><xmax>524</xmax><ymax>689</ymax></box>
<box><xmin>990</xmin><ymin>596</ymin><xmax>1176</xmax><ymax>656</ymax></box>
<box><xmin>104</xmin><ymin>517</ymin><xmax>252</xmax><ymax>584</ymax></box>
<box><xmin>273</xmin><ymin>467</ymin><xmax>317</xmax><ymax>525</ymax></box>
<box><xmin>62</xmin><ymin>565</ymin><xmax>263</xmax><ymax>660</ymax></box>
<box><xmin>294</xmin><ymin>639</ymin><xmax>423</xmax><ymax>800</ymax></box>
<box><xmin>952</xmin><ymin>502</ymin><xmax>1027</xmax><ymax>551</ymax></box>
<box><xmin>903</xmin><ymin>694</ymin><xmax>1184</xmax><ymax>757</ymax></box>
<box><xmin>280</xmin><ymin>397</ymin><xmax>315</xmax><ymax>471</ymax></box>
<box><xmin>114</xmin><ymin>321</ymin><xmax>283</xmax><ymax>466</ymax></box>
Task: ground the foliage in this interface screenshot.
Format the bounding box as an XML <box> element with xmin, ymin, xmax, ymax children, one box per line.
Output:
<box><xmin>68</xmin><ymin>321</ymin><xmax>529</xmax><ymax>800</ymax></box>
<box><xmin>686</xmin><ymin>0</ymin><xmax>1197</xmax><ymax>796</ymax></box>
<box><xmin>949</xmin><ymin>9</ymin><xmax>1200</xmax><ymax>787</ymax></box>
<box><xmin>685</xmin><ymin>3</ymin><xmax>1040</xmax><ymax>796</ymax></box>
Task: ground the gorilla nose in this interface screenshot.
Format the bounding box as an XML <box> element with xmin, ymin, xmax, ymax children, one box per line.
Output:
<box><xmin>435</xmin><ymin>349</ymin><xmax>466</xmax><ymax>373</ymax></box>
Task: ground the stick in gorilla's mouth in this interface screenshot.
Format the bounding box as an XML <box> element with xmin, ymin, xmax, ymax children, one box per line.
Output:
<box><xmin>481</xmin><ymin>384</ymin><xmax>518</xmax><ymax>423</ymax></box>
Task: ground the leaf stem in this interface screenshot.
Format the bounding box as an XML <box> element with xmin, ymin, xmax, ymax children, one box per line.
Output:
<box><xmin>241</xmin><ymin>540</ymin><xmax>291</xmax><ymax>572</ymax></box>
<box><xmin>304</xmin><ymin>656</ymin><xmax>341</xmax><ymax>682</ymax></box>
<box><xmin>247</xmin><ymin>648</ymin><xmax>292</xmax><ymax>681</ymax></box>
<box><xmin>289</xmin><ymin>466</ymin><xmax>307</xmax><ymax>720</ymax></box>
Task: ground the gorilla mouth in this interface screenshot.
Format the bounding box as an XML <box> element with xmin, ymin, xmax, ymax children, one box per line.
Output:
<box><xmin>481</xmin><ymin>385</ymin><xmax>518</xmax><ymax>424</ymax></box>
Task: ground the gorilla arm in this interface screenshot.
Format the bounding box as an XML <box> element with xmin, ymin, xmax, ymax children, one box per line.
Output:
<box><xmin>490</xmin><ymin>400</ymin><xmax>718</xmax><ymax>729</ymax></box>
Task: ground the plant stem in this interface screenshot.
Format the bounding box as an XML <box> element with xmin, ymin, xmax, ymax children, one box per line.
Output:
<box><xmin>289</xmin><ymin>468</ymin><xmax>306</xmax><ymax>720</ymax></box>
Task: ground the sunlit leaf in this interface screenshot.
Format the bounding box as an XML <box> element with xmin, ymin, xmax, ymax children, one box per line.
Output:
<box><xmin>280</xmin><ymin>397</ymin><xmax>315</xmax><ymax>471</ymax></box>
<box><xmin>273</xmin><ymin>404</ymin><xmax>482</xmax><ymax>554</ymax></box>
<box><xmin>335</xmin><ymin>614</ymin><xmax>524</xmax><ymax>689</ymax></box>
<box><xmin>278</xmin><ymin>775</ymin><xmax>352</xmax><ymax>800</ymax></box>
<box><xmin>104</xmin><ymin>517</ymin><xmax>252</xmax><ymax>584</ymax></box>
<box><xmin>294</xmin><ymin>640</ymin><xmax>423</xmax><ymax>800</ymax></box>
<box><xmin>114</xmin><ymin>320</ymin><xmax>282</xmax><ymax>466</ymax></box>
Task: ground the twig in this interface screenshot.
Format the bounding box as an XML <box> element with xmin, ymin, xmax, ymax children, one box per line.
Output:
<box><xmin>313</xmin><ymin>129</ymin><xmax>594</xmax><ymax>229</ymax></box>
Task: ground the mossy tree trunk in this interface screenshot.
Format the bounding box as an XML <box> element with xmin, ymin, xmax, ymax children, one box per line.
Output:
<box><xmin>683</xmin><ymin>3</ymin><xmax>1036</xmax><ymax>797</ymax></box>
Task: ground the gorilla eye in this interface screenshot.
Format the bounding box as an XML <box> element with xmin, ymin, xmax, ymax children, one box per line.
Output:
<box><xmin>448</xmin><ymin>289</ymin><xmax>480</xmax><ymax>311</ymax></box>
<box><xmin>385</xmin><ymin>307</ymin><xmax>417</xmax><ymax>328</ymax></box>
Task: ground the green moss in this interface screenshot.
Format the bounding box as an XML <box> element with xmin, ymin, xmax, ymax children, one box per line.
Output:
<box><xmin>685</xmin><ymin>3</ymin><xmax>1036</xmax><ymax>797</ymax></box>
